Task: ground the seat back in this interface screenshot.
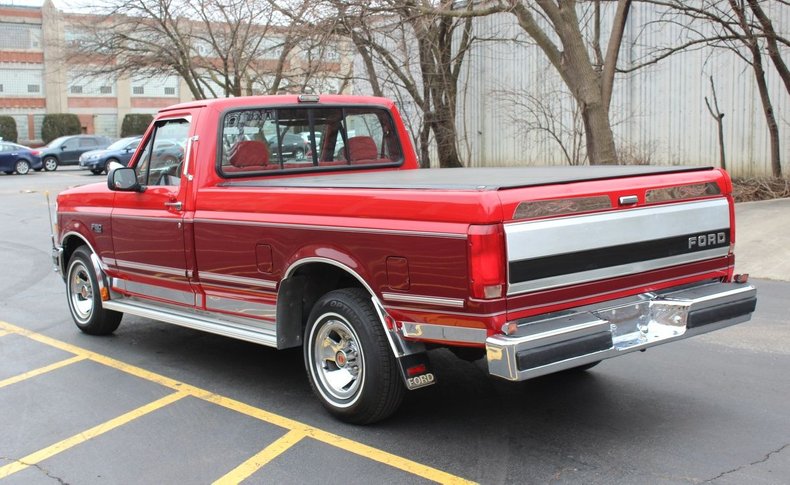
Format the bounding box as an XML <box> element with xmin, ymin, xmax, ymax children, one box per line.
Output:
<box><xmin>346</xmin><ymin>136</ymin><xmax>379</xmax><ymax>162</ymax></box>
<box><xmin>228</xmin><ymin>140</ymin><xmax>270</xmax><ymax>169</ymax></box>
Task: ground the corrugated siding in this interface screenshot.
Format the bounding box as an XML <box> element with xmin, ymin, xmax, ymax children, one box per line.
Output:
<box><xmin>456</xmin><ymin>4</ymin><xmax>790</xmax><ymax>177</ymax></box>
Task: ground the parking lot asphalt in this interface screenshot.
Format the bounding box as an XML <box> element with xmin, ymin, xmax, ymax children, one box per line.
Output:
<box><xmin>0</xmin><ymin>320</ymin><xmax>469</xmax><ymax>484</ymax></box>
<box><xmin>1</xmin><ymin>168</ymin><xmax>789</xmax><ymax>484</ymax></box>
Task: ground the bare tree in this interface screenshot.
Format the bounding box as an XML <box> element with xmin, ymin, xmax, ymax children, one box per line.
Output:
<box><xmin>421</xmin><ymin>1</ymin><xmax>634</xmax><ymax>165</ymax></box>
<box><xmin>497</xmin><ymin>88</ymin><xmax>587</xmax><ymax>166</ymax></box>
<box><xmin>704</xmin><ymin>75</ymin><xmax>726</xmax><ymax>171</ymax></box>
<box><xmin>312</xmin><ymin>1</ymin><xmax>477</xmax><ymax>168</ymax></box>
<box><xmin>66</xmin><ymin>0</ymin><xmax>335</xmax><ymax>100</ymax></box>
<box><xmin>638</xmin><ymin>0</ymin><xmax>784</xmax><ymax>177</ymax></box>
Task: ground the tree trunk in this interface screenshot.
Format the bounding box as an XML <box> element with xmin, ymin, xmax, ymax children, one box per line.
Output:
<box><xmin>432</xmin><ymin>101</ymin><xmax>462</xmax><ymax>168</ymax></box>
<box><xmin>752</xmin><ymin>51</ymin><xmax>782</xmax><ymax>177</ymax></box>
<box><xmin>747</xmin><ymin>0</ymin><xmax>790</xmax><ymax>95</ymax></box>
<box><xmin>581</xmin><ymin>100</ymin><xmax>619</xmax><ymax>165</ymax></box>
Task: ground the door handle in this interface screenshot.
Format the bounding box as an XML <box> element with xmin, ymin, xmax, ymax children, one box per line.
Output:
<box><xmin>164</xmin><ymin>201</ymin><xmax>183</xmax><ymax>210</ymax></box>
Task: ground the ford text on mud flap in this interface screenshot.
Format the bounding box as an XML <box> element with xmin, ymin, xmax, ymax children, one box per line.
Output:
<box><xmin>53</xmin><ymin>94</ymin><xmax>756</xmax><ymax>424</ymax></box>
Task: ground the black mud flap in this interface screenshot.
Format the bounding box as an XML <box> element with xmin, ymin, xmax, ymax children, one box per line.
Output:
<box><xmin>396</xmin><ymin>352</ymin><xmax>436</xmax><ymax>390</ymax></box>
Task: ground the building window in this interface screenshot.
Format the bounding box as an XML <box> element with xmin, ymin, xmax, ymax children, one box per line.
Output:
<box><xmin>132</xmin><ymin>86</ymin><xmax>144</xmax><ymax>95</ymax></box>
<box><xmin>70</xmin><ymin>85</ymin><xmax>83</xmax><ymax>94</ymax></box>
<box><xmin>0</xmin><ymin>84</ymin><xmax>3</xmax><ymax>93</ymax></box>
<box><xmin>28</xmin><ymin>84</ymin><xmax>40</xmax><ymax>93</ymax></box>
<box><xmin>99</xmin><ymin>85</ymin><xmax>112</xmax><ymax>94</ymax></box>
<box><xmin>164</xmin><ymin>87</ymin><xmax>176</xmax><ymax>96</ymax></box>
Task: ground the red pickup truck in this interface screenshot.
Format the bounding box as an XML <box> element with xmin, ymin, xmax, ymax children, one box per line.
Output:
<box><xmin>53</xmin><ymin>94</ymin><xmax>756</xmax><ymax>424</ymax></box>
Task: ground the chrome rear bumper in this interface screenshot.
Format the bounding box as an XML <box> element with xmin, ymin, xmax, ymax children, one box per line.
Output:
<box><xmin>486</xmin><ymin>281</ymin><xmax>757</xmax><ymax>381</ymax></box>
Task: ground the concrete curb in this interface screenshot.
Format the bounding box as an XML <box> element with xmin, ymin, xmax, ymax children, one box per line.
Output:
<box><xmin>734</xmin><ymin>198</ymin><xmax>790</xmax><ymax>282</ymax></box>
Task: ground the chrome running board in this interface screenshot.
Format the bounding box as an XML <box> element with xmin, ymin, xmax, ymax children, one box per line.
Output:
<box><xmin>103</xmin><ymin>297</ymin><xmax>278</xmax><ymax>348</ymax></box>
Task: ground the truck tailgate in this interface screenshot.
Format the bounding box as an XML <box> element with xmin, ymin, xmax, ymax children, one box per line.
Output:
<box><xmin>496</xmin><ymin>167</ymin><xmax>733</xmax><ymax>321</ymax></box>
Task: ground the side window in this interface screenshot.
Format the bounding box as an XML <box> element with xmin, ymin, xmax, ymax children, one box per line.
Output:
<box><xmin>134</xmin><ymin>118</ymin><xmax>190</xmax><ymax>186</ymax></box>
<box><xmin>79</xmin><ymin>138</ymin><xmax>94</xmax><ymax>148</ymax></box>
<box><xmin>61</xmin><ymin>139</ymin><xmax>74</xmax><ymax>150</ymax></box>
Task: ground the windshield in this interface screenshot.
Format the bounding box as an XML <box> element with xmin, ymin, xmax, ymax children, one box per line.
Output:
<box><xmin>46</xmin><ymin>137</ymin><xmax>69</xmax><ymax>148</ymax></box>
<box><xmin>107</xmin><ymin>137</ymin><xmax>138</xmax><ymax>151</ymax></box>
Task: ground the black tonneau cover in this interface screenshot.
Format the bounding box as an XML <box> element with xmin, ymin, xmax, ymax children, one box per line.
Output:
<box><xmin>223</xmin><ymin>166</ymin><xmax>713</xmax><ymax>191</ymax></box>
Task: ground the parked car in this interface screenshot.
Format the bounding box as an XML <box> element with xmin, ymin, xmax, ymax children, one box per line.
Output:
<box><xmin>0</xmin><ymin>141</ymin><xmax>43</xmax><ymax>175</ymax></box>
<box><xmin>267</xmin><ymin>133</ymin><xmax>309</xmax><ymax>160</ymax></box>
<box><xmin>79</xmin><ymin>136</ymin><xmax>142</xmax><ymax>175</ymax></box>
<box><xmin>35</xmin><ymin>135</ymin><xmax>114</xmax><ymax>171</ymax></box>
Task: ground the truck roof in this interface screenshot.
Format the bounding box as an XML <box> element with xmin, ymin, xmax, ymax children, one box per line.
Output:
<box><xmin>223</xmin><ymin>166</ymin><xmax>713</xmax><ymax>191</ymax></box>
<box><xmin>159</xmin><ymin>94</ymin><xmax>397</xmax><ymax>113</ymax></box>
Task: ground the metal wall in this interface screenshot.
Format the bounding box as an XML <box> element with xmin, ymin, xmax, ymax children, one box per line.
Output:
<box><xmin>456</xmin><ymin>4</ymin><xmax>790</xmax><ymax>177</ymax></box>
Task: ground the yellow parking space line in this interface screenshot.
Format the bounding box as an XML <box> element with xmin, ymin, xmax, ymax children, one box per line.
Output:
<box><xmin>213</xmin><ymin>429</ymin><xmax>306</xmax><ymax>485</ymax></box>
<box><xmin>0</xmin><ymin>355</ymin><xmax>87</xmax><ymax>390</ymax></box>
<box><xmin>0</xmin><ymin>321</ymin><xmax>475</xmax><ymax>485</ymax></box>
<box><xmin>0</xmin><ymin>329</ymin><xmax>9</xmax><ymax>337</ymax></box>
<box><xmin>0</xmin><ymin>391</ymin><xmax>187</xmax><ymax>479</ymax></box>
<box><xmin>203</xmin><ymin>395</ymin><xmax>476</xmax><ymax>485</ymax></box>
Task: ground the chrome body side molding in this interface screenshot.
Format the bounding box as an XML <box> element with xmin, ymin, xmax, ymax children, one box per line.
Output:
<box><xmin>102</xmin><ymin>297</ymin><xmax>278</xmax><ymax>348</ymax></box>
<box><xmin>401</xmin><ymin>322</ymin><xmax>487</xmax><ymax>344</ymax></box>
<box><xmin>381</xmin><ymin>292</ymin><xmax>465</xmax><ymax>309</ymax></box>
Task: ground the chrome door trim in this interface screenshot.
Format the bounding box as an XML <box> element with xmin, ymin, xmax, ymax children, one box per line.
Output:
<box><xmin>114</xmin><ymin>279</ymin><xmax>195</xmax><ymax>306</ymax></box>
<box><xmin>113</xmin><ymin>259</ymin><xmax>186</xmax><ymax>277</ymax></box>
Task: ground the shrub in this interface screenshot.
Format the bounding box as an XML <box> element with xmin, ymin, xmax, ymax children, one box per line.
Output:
<box><xmin>42</xmin><ymin>114</ymin><xmax>81</xmax><ymax>144</ymax></box>
<box><xmin>121</xmin><ymin>114</ymin><xmax>153</xmax><ymax>137</ymax></box>
<box><xmin>0</xmin><ymin>116</ymin><xmax>17</xmax><ymax>143</ymax></box>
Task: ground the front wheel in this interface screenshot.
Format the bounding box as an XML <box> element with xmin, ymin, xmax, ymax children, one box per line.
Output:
<box><xmin>43</xmin><ymin>156</ymin><xmax>58</xmax><ymax>171</ymax></box>
<box><xmin>15</xmin><ymin>159</ymin><xmax>30</xmax><ymax>175</ymax></box>
<box><xmin>66</xmin><ymin>247</ymin><xmax>122</xmax><ymax>335</ymax></box>
<box><xmin>304</xmin><ymin>288</ymin><xmax>404</xmax><ymax>424</ymax></box>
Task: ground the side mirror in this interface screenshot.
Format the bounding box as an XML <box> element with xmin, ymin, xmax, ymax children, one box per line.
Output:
<box><xmin>61</xmin><ymin>146</ymin><xmax>67</xmax><ymax>151</ymax></box>
<box><xmin>108</xmin><ymin>166</ymin><xmax>145</xmax><ymax>192</ymax></box>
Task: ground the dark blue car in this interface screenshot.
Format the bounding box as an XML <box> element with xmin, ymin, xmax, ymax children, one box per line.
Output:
<box><xmin>79</xmin><ymin>136</ymin><xmax>142</xmax><ymax>175</ymax></box>
<box><xmin>0</xmin><ymin>142</ymin><xmax>43</xmax><ymax>175</ymax></box>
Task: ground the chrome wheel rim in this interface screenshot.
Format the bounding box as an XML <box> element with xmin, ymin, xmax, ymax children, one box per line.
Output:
<box><xmin>44</xmin><ymin>158</ymin><xmax>57</xmax><ymax>171</ymax></box>
<box><xmin>68</xmin><ymin>260</ymin><xmax>94</xmax><ymax>323</ymax></box>
<box><xmin>15</xmin><ymin>160</ymin><xmax>29</xmax><ymax>175</ymax></box>
<box><xmin>310</xmin><ymin>313</ymin><xmax>364</xmax><ymax>405</ymax></box>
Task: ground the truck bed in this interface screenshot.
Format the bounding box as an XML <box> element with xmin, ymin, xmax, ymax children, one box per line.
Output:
<box><xmin>222</xmin><ymin>166</ymin><xmax>712</xmax><ymax>191</ymax></box>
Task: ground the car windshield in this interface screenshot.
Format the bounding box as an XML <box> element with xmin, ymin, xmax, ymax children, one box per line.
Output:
<box><xmin>107</xmin><ymin>138</ymin><xmax>138</xmax><ymax>151</ymax></box>
<box><xmin>47</xmin><ymin>137</ymin><xmax>69</xmax><ymax>148</ymax></box>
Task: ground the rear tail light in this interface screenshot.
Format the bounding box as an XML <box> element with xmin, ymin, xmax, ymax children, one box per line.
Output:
<box><xmin>30</xmin><ymin>150</ymin><xmax>41</xmax><ymax>156</ymax></box>
<box><xmin>468</xmin><ymin>224</ymin><xmax>506</xmax><ymax>299</ymax></box>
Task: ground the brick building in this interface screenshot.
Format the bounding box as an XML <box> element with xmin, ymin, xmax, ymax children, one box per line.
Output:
<box><xmin>0</xmin><ymin>1</ymin><xmax>190</xmax><ymax>144</ymax></box>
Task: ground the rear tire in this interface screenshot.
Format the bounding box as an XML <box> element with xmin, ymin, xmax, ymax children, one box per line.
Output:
<box><xmin>44</xmin><ymin>156</ymin><xmax>58</xmax><ymax>171</ymax></box>
<box><xmin>15</xmin><ymin>159</ymin><xmax>30</xmax><ymax>175</ymax></box>
<box><xmin>66</xmin><ymin>246</ymin><xmax>122</xmax><ymax>335</ymax></box>
<box><xmin>304</xmin><ymin>288</ymin><xmax>404</xmax><ymax>424</ymax></box>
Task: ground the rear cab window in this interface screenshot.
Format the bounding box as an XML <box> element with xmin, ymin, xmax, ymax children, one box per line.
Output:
<box><xmin>218</xmin><ymin>105</ymin><xmax>403</xmax><ymax>176</ymax></box>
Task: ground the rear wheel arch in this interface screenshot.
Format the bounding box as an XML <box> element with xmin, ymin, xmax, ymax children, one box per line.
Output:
<box><xmin>275</xmin><ymin>258</ymin><xmax>369</xmax><ymax>350</ymax></box>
